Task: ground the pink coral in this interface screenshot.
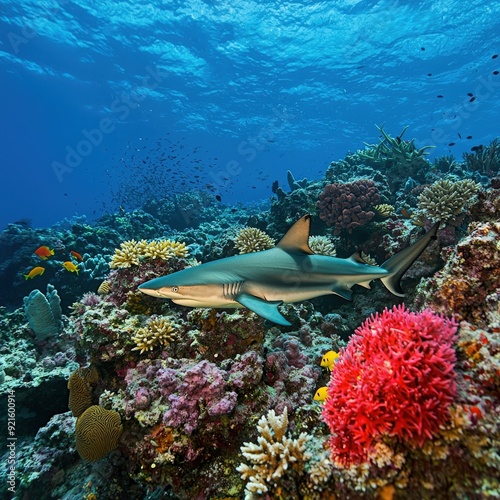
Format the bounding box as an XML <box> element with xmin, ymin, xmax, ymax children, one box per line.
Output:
<box><xmin>322</xmin><ymin>305</ymin><xmax>458</xmax><ymax>465</ymax></box>
<box><xmin>317</xmin><ymin>179</ymin><xmax>380</xmax><ymax>235</ymax></box>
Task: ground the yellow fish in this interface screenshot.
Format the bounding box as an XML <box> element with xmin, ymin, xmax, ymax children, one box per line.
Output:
<box><xmin>62</xmin><ymin>261</ymin><xmax>79</xmax><ymax>274</ymax></box>
<box><xmin>320</xmin><ymin>350</ymin><xmax>339</xmax><ymax>370</ymax></box>
<box><xmin>314</xmin><ymin>387</ymin><xmax>329</xmax><ymax>402</ymax></box>
<box><xmin>24</xmin><ymin>266</ymin><xmax>45</xmax><ymax>279</ymax></box>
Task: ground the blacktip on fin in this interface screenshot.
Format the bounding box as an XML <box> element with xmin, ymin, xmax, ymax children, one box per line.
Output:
<box><xmin>276</xmin><ymin>214</ymin><xmax>314</xmax><ymax>255</ymax></box>
<box><xmin>380</xmin><ymin>222</ymin><xmax>439</xmax><ymax>296</ymax></box>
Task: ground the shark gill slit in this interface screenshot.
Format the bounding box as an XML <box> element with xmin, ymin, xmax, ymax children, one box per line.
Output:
<box><xmin>223</xmin><ymin>281</ymin><xmax>243</xmax><ymax>299</ymax></box>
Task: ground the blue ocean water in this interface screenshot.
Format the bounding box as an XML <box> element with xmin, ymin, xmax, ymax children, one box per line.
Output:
<box><xmin>1</xmin><ymin>0</ymin><xmax>499</xmax><ymax>229</ymax></box>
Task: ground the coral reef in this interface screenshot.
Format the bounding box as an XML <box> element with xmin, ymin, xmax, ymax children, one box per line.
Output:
<box><xmin>416</xmin><ymin>178</ymin><xmax>480</xmax><ymax>222</ymax></box>
<box><xmin>308</xmin><ymin>235</ymin><xmax>336</xmax><ymax>256</ymax></box>
<box><xmin>317</xmin><ymin>179</ymin><xmax>381</xmax><ymax>235</ymax></box>
<box><xmin>416</xmin><ymin>221</ymin><xmax>500</xmax><ymax>326</ymax></box>
<box><xmin>233</xmin><ymin>227</ymin><xmax>276</xmax><ymax>254</ymax></box>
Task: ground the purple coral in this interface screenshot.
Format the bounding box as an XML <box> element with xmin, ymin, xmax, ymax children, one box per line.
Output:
<box><xmin>161</xmin><ymin>360</ymin><xmax>238</xmax><ymax>434</ymax></box>
<box><xmin>317</xmin><ymin>179</ymin><xmax>380</xmax><ymax>235</ymax></box>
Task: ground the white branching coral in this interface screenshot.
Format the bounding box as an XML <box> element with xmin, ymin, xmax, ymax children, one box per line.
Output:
<box><xmin>233</xmin><ymin>227</ymin><xmax>276</xmax><ymax>254</ymax></box>
<box><xmin>417</xmin><ymin>178</ymin><xmax>480</xmax><ymax>222</ymax></box>
<box><xmin>236</xmin><ymin>407</ymin><xmax>312</xmax><ymax>499</ymax></box>
<box><xmin>309</xmin><ymin>236</ymin><xmax>336</xmax><ymax>256</ymax></box>
<box><xmin>109</xmin><ymin>239</ymin><xmax>188</xmax><ymax>268</ymax></box>
<box><xmin>131</xmin><ymin>317</ymin><xmax>176</xmax><ymax>354</ymax></box>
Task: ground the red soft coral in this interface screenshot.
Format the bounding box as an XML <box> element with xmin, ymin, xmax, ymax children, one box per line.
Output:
<box><xmin>322</xmin><ymin>304</ymin><xmax>458</xmax><ymax>465</ymax></box>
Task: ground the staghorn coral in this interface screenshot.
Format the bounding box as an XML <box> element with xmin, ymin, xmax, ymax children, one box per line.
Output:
<box><xmin>233</xmin><ymin>227</ymin><xmax>276</xmax><ymax>254</ymax></box>
<box><xmin>68</xmin><ymin>365</ymin><xmax>98</xmax><ymax>417</ymax></box>
<box><xmin>417</xmin><ymin>178</ymin><xmax>480</xmax><ymax>222</ymax></box>
<box><xmin>308</xmin><ymin>235</ymin><xmax>336</xmax><ymax>256</ymax></box>
<box><xmin>317</xmin><ymin>179</ymin><xmax>380</xmax><ymax>235</ymax></box>
<box><xmin>109</xmin><ymin>238</ymin><xmax>188</xmax><ymax>268</ymax></box>
<box><xmin>131</xmin><ymin>316</ymin><xmax>177</xmax><ymax>354</ymax></box>
<box><xmin>75</xmin><ymin>405</ymin><xmax>123</xmax><ymax>461</ymax></box>
<box><xmin>322</xmin><ymin>304</ymin><xmax>458</xmax><ymax>466</ymax></box>
<box><xmin>236</xmin><ymin>407</ymin><xmax>312</xmax><ymax>499</ymax></box>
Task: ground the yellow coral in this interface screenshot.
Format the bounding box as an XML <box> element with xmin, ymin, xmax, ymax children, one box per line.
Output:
<box><xmin>109</xmin><ymin>239</ymin><xmax>188</xmax><ymax>269</ymax></box>
<box><xmin>374</xmin><ymin>204</ymin><xmax>395</xmax><ymax>218</ymax></box>
<box><xmin>75</xmin><ymin>405</ymin><xmax>123</xmax><ymax>461</ymax></box>
<box><xmin>68</xmin><ymin>365</ymin><xmax>98</xmax><ymax>418</ymax></box>
<box><xmin>234</xmin><ymin>227</ymin><xmax>276</xmax><ymax>254</ymax></box>
<box><xmin>131</xmin><ymin>317</ymin><xmax>176</xmax><ymax>354</ymax></box>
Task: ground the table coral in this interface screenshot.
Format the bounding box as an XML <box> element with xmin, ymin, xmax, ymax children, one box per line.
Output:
<box><xmin>317</xmin><ymin>179</ymin><xmax>380</xmax><ymax>235</ymax></box>
<box><xmin>322</xmin><ymin>304</ymin><xmax>458</xmax><ymax>466</ymax></box>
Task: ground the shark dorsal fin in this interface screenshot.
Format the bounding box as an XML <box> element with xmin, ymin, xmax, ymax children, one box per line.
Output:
<box><xmin>276</xmin><ymin>214</ymin><xmax>314</xmax><ymax>254</ymax></box>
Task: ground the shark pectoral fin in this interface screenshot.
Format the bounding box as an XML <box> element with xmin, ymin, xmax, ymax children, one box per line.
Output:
<box><xmin>235</xmin><ymin>293</ymin><xmax>291</xmax><ymax>326</ymax></box>
<box><xmin>331</xmin><ymin>285</ymin><xmax>353</xmax><ymax>301</ymax></box>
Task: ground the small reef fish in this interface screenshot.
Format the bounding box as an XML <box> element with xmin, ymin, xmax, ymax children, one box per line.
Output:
<box><xmin>70</xmin><ymin>250</ymin><xmax>83</xmax><ymax>261</ymax></box>
<box><xmin>62</xmin><ymin>261</ymin><xmax>79</xmax><ymax>274</ymax></box>
<box><xmin>24</xmin><ymin>266</ymin><xmax>45</xmax><ymax>279</ymax></box>
<box><xmin>34</xmin><ymin>246</ymin><xmax>54</xmax><ymax>260</ymax></box>
<box><xmin>320</xmin><ymin>350</ymin><xmax>340</xmax><ymax>370</ymax></box>
<box><xmin>314</xmin><ymin>387</ymin><xmax>329</xmax><ymax>402</ymax></box>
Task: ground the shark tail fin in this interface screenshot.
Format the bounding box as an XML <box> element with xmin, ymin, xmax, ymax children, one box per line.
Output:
<box><xmin>380</xmin><ymin>222</ymin><xmax>439</xmax><ymax>296</ymax></box>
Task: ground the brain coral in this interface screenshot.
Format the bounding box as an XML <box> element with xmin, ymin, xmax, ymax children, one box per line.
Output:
<box><xmin>75</xmin><ymin>405</ymin><xmax>123</xmax><ymax>461</ymax></box>
<box><xmin>317</xmin><ymin>179</ymin><xmax>380</xmax><ymax>235</ymax></box>
<box><xmin>417</xmin><ymin>178</ymin><xmax>480</xmax><ymax>222</ymax></box>
<box><xmin>322</xmin><ymin>304</ymin><xmax>458</xmax><ymax>465</ymax></box>
<box><xmin>234</xmin><ymin>227</ymin><xmax>276</xmax><ymax>254</ymax></box>
<box><xmin>68</xmin><ymin>365</ymin><xmax>98</xmax><ymax>417</ymax></box>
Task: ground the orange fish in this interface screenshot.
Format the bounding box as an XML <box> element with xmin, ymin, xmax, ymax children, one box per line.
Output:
<box><xmin>70</xmin><ymin>250</ymin><xmax>83</xmax><ymax>261</ymax></box>
<box><xmin>62</xmin><ymin>261</ymin><xmax>79</xmax><ymax>274</ymax></box>
<box><xmin>34</xmin><ymin>246</ymin><xmax>54</xmax><ymax>260</ymax></box>
<box><xmin>24</xmin><ymin>266</ymin><xmax>45</xmax><ymax>279</ymax></box>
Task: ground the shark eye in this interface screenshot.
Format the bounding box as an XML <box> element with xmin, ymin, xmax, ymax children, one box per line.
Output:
<box><xmin>171</xmin><ymin>286</ymin><xmax>179</xmax><ymax>293</ymax></box>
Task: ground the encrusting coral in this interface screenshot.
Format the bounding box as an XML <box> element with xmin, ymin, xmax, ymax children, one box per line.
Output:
<box><xmin>233</xmin><ymin>227</ymin><xmax>276</xmax><ymax>254</ymax></box>
<box><xmin>417</xmin><ymin>178</ymin><xmax>480</xmax><ymax>222</ymax></box>
<box><xmin>131</xmin><ymin>316</ymin><xmax>177</xmax><ymax>354</ymax></box>
<box><xmin>75</xmin><ymin>405</ymin><xmax>123</xmax><ymax>461</ymax></box>
<box><xmin>236</xmin><ymin>407</ymin><xmax>312</xmax><ymax>499</ymax></box>
<box><xmin>109</xmin><ymin>238</ymin><xmax>188</xmax><ymax>268</ymax></box>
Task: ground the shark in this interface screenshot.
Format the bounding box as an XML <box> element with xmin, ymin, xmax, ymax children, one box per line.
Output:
<box><xmin>138</xmin><ymin>214</ymin><xmax>438</xmax><ymax>326</ymax></box>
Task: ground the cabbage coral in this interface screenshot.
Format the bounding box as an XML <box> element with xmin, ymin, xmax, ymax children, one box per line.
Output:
<box><xmin>233</xmin><ymin>227</ymin><xmax>276</xmax><ymax>254</ymax></box>
<box><xmin>417</xmin><ymin>178</ymin><xmax>480</xmax><ymax>222</ymax></box>
<box><xmin>322</xmin><ymin>305</ymin><xmax>458</xmax><ymax>466</ymax></box>
<box><xmin>109</xmin><ymin>239</ymin><xmax>188</xmax><ymax>268</ymax></box>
